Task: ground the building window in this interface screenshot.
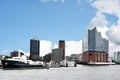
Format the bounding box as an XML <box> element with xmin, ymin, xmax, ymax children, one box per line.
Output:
<box><xmin>89</xmin><ymin>53</ymin><xmax>92</xmax><ymax>56</ymax></box>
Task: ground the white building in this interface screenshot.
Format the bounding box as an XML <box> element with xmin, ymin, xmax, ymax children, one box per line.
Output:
<box><xmin>114</xmin><ymin>52</ymin><xmax>120</xmax><ymax>64</ymax></box>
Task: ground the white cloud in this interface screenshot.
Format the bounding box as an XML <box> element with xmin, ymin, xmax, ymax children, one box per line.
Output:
<box><xmin>65</xmin><ymin>40</ymin><xmax>82</xmax><ymax>56</ymax></box>
<box><xmin>96</xmin><ymin>27</ymin><xmax>109</xmax><ymax>39</ymax></box>
<box><xmin>40</xmin><ymin>0</ymin><xmax>65</xmax><ymax>3</ymax></box>
<box><xmin>54</xmin><ymin>40</ymin><xmax>82</xmax><ymax>56</ymax></box>
<box><xmin>88</xmin><ymin>0</ymin><xmax>120</xmax><ymax>55</ymax></box>
<box><xmin>53</xmin><ymin>44</ymin><xmax>58</xmax><ymax>49</ymax></box>
<box><xmin>89</xmin><ymin>11</ymin><xmax>108</xmax><ymax>28</ymax></box>
<box><xmin>92</xmin><ymin>0</ymin><xmax>120</xmax><ymax>17</ymax></box>
<box><xmin>106</xmin><ymin>25</ymin><xmax>120</xmax><ymax>45</ymax></box>
<box><xmin>40</xmin><ymin>40</ymin><xmax>82</xmax><ymax>56</ymax></box>
<box><xmin>90</xmin><ymin>0</ymin><xmax>120</xmax><ymax>25</ymax></box>
<box><xmin>40</xmin><ymin>40</ymin><xmax>52</xmax><ymax>56</ymax></box>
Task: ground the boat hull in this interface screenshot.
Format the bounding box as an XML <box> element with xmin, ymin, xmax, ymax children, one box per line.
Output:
<box><xmin>1</xmin><ymin>60</ymin><xmax>46</xmax><ymax>69</ymax></box>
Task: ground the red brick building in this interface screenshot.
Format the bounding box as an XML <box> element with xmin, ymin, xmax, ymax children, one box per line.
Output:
<box><xmin>59</xmin><ymin>40</ymin><xmax>65</xmax><ymax>60</ymax></box>
<box><xmin>82</xmin><ymin>51</ymin><xmax>108</xmax><ymax>63</ymax></box>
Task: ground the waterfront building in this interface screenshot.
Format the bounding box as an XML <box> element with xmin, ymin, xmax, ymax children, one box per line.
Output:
<box><xmin>10</xmin><ymin>50</ymin><xmax>24</xmax><ymax>58</ymax></box>
<box><xmin>69</xmin><ymin>54</ymin><xmax>82</xmax><ymax>61</ymax></box>
<box><xmin>43</xmin><ymin>53</ymin><xmax>51</xmax><ymax>62</ymax></box>
<box><xmin>0</xmin><ymin>55</ymin><xmax>2</xmax><ymax>60</ymax></box>
<box><xmin>66</xmin><ymin>54</ymin><xmax>82</xmax><ymax>64</ymax></box>
<box><xmin>51</xmin><ymin>40</ymin><xmax>65</xmax><ymax>62</ymax></box>
<box><xmin>65</xmin><ymin>56</ymin><xmax>71</xmax><ymax>61</ymax></box>
<box><xmin>59</xmin><ymin>40</ymin><xmax>65</xmax><ymax>60</ymax></box>
<box><xmin>59</xmin><ymin>40</ymin><xmax>65</xmax><ymax>48</ymax></box>
<box><xmin>51</xmin><ymin>48</ymin><xmax>64</xmax><ymax>62</ymax></box>
<box><xmin>114</xmin><ymin>51</ymin><xmax>120</xmax><ymax>64</ymax></box>
<box><xmin>82</xmin><ymin>27</ymin><xmax>109</xmax><ymax>63</ymax></box>
<box><xmin>30</xmin><ymin>37</ymin><xmax>40</xmax><ymax>61</ymax></box>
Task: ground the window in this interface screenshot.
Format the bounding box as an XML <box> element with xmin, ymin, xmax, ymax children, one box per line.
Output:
<box><xmin>89</xmin><ymin>53</ymin><xmax>92</xmax><ymax>56</ymax></box>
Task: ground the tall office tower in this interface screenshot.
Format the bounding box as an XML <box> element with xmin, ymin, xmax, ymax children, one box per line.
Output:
<box><xmin>82</xmin><ymin>27</ymin><xmax>109</xmax><ymax>63</ymax></box>
<box><xmin>30</xmin><ymin>37</ymin><xmax>40</xmax><ymax>61</ymax></box>
<box><xmin>59</xmin><ymin>40</ymin><xmax>65</xmax><ymax>60</ymax></box>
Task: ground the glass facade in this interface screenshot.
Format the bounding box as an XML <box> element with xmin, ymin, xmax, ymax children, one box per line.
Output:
<box><xmin>82</xmin><ymin>27</ymin><xmax>109</xmax><ymax>53</ymax></box>
<box><xmin>30</xmin><ymin>40</ymin><xmax>39</xmax><ymax>54</ymax></box>
<box><xmin>30</xmin><ymin>37</ymin><xmax>40</xmax><ymax>60</ymax></box>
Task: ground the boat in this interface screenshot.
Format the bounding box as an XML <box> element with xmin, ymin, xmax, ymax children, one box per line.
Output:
<box><xmin>1</xmin><ymin>54</ymin><xmax>47</xmax><ymax>69</ymax></box>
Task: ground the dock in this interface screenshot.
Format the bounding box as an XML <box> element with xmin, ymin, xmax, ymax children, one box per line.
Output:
<box><xmin>88</xmin><ymin>62</ymin><xmax>116</xmax><ymax>65</ymax></box>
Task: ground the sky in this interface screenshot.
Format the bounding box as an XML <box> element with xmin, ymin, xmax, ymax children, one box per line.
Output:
<box><xmin>0</xmin><ymin>0</ymin><xmax>120</xmax><ymax>56</ymax></box>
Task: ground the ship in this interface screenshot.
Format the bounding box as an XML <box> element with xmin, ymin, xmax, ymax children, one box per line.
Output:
<box><xmin>1</xmin><ymin>53</ymin><xmax>47</xmax><ymax>69</ymax></box>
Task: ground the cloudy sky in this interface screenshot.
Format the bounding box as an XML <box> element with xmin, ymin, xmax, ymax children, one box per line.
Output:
<box><xmin>0</xmin><ymin>0</ymin><xmax>120</xmax><ymax>56</ymax></box>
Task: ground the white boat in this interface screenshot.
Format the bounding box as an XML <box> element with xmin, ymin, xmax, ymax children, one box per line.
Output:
<box><xmin>1</xmin><ymin>54</ymin><xmax>47</xmax><ymax>69</ymax></box>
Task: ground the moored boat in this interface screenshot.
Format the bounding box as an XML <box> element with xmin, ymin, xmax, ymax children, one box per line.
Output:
<box><xmin>1</xmin><ymin>54</ymin><xmax>47</xmax><ymax>69</ymax></box>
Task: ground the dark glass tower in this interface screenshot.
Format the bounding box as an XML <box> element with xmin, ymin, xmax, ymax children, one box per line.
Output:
<box><xmin>30</xmin><ymin>37</ymin><xmax>40</xmax><ymax>61</ymax></box>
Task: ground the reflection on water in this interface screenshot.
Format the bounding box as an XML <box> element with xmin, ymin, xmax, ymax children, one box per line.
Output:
<box><xmin>0</xmin><ymin>65</ymin><xmax>120</xmax><ymax>80</ymax></box>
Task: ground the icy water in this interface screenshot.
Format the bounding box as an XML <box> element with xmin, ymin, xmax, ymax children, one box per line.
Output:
<box><xmin>0</xmin><ymin>65</ymin><xmax>120</xmax><ymax>80</ymax></box>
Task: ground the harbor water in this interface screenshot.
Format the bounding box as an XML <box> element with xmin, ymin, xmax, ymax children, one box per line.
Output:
<box><xmin>0</xmin><ymin>64</ymin><xmax>120</xmax><ymax>80</ymax></box>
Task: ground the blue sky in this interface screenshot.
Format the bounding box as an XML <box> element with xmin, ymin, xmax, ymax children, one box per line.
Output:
<box><xmin>0</xmin><ymin>0</ymin><xmax>119</xmax><ymax>56</ymax></box>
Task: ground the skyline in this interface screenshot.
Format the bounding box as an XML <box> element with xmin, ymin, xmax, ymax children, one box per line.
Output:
<box><xmin>0</xmin><ymin>0</ymin><xmax>120</xmax><ymax>56</ymax></box>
